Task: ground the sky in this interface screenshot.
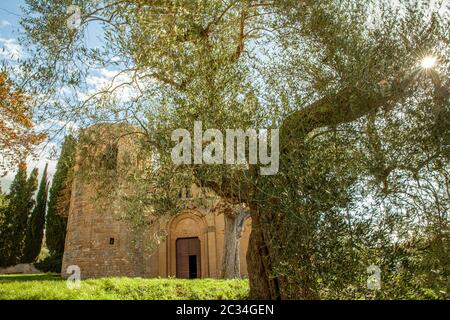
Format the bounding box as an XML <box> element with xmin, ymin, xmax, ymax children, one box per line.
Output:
<box><xmin>0</xmin><ymin>0</ymin><xmax>39</xmax><ymax>191</ymax></box>
<box><xmin>0</xmin><ymin>0</ymin><xmax>117</xmax><ymax>191</ymax></box>
<box><xmin>1</xmin><ymin>1</ymin><xmax>82</xmax><ymax>191</ymax></box>
<box><xmin>0</xmin><ymin>1</ymin><xmax>22</xmax><ymax>49</ymax></box>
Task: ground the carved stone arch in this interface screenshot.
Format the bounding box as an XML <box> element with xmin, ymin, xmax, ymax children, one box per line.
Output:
<box><xmin>167</xmin><ymin>210</ymin><xmax>209</xmax><ymax>278</ymax></box>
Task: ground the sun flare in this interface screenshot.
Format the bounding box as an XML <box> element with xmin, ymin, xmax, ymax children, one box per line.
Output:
<box><xmin>421</xmin><ymin>56</ymin><xmax>437</xmax><ymax>69</ymax></box>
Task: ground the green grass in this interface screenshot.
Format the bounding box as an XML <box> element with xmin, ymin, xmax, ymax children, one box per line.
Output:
<box><xmin>0</xmin><ymin>274</ymin><xmax>249</xmax><ymax>300</ymax></box>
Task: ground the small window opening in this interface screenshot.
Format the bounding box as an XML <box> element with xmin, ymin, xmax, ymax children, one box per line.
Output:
<box><xmin>185</xmin><ymin>187</ymin><xmax>192</xmax><ymax>198</ymax></box>
<box><xmin>102</xmin><ymin>143</ymin><xmax>118</xmax><ymax>171</ymax></box>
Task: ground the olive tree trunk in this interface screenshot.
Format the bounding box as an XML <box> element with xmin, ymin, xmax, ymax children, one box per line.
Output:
<box><xmin>221</xmin><ymin>207</ymin><xmax>249</xmax><ymax>278</ymax></box>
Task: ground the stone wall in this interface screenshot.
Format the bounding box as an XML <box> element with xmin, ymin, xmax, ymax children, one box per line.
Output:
<box><xmin>0</xmin><ymin>264</ymin><xmax>41</xmax><ymax>275</ymax></box>
<box><xmin>61</xmin><ymin>124</ymin><xmax>251</xmax><ymax>279</ymax></box>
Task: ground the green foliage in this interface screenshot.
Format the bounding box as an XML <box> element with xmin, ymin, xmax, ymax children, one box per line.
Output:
<box><xmin>0</xmin><ymin>188</ymin><xmax>8</xmax><ymax>227</ymax></box>
<box><xmin>22</xmin><ymin>164</ymin><xmax>49</xmax><ymax>263</ymax></box>
<box><xmin>247</xmin><ymin>0</ymin><xmax>449</xmax><ymax>299</ymax></box>
<box><xmin>46</xmin><ymin>136</ymin><xmax>76</xmax><ymax>262</ymax></box>
<box><xmin>34</xmin><ymin>253</ymin><xmax>63</xmax><ymax>273</ymax></box>
<box><xmin>0</xmin><ymin>164</ymin><xmax>38</xmax><ymax>267</ymax></box>
<box><xmin>19</xmin><ymin>0</ymin><xmax>450</xmax><ymax>299</ymax></box>
<box><xmin>0</xmin><ymin>275</ymin><xmax>249</xmax><ymax>300</ymax></box>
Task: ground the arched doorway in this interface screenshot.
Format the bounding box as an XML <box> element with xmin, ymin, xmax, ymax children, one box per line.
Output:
<box><xmin>176</xmin><ymin>237</ymin><xmax>201</xmax><ymax>279</ymax></box>
<box><xmin>167</xmin><ymin>211</ymin><xmax>208</xmax><ymax>278</ymax></box>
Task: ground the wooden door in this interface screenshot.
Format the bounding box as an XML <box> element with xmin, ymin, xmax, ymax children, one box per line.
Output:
<box><xmin>176</xmin><ymin>237</ymin><xmax>201</xmax><ymax>279</ymax></box>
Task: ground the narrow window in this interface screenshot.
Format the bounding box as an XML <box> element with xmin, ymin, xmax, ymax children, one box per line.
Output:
<box><xmin>102</xmin><ymin>143</ymin><xmax>118</xmax><ymax>171</ymax></box>
<box><xmin>109</xmin><ymin>238</ymin><xmax>115</xmax><ymax>245</ymax></box>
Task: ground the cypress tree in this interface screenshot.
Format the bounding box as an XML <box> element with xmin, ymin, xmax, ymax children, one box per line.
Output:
<box><xmin>22</xmin><ymin>163</ymin><xmax>49</xmax><ymax>263</ymax></box>
<box><xmin>0</xmin><ymin>187</ymin><xmax>7</xmax><ymax>225</ymax></box>
<box><xmin>45</xmin><ymin>136</ymin><xmax>76</xmax><ymax>267</ymax></box>
<box><xmin>0</xmin><ymin>163</ymin><xmax>38</xmax><ymax>267</ymax></box>
<box><xmin>0</xmin><ymin>187</ymin><xmax>9</xmax><ymax>256</ymax></box>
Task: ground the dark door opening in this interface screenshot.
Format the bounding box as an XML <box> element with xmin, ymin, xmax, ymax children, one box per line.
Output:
<box><xmin>176</xmin><ymin>237</ymin><xmax>201</xmax><ymax>279</ymax></box>
<box><xmin>188</xmin><ymin>255</ymin><xmax>197</xmax><ymax>279</ymax></box>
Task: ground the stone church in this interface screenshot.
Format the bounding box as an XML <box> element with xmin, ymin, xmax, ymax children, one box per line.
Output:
<box><xmin>61</xmin><ymin>124</ymin><xmax>251</xmax><ymax>279</ymax></box>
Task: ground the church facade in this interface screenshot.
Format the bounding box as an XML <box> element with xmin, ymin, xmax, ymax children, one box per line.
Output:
<box><xmin>61</xmin><ymin>125</ymin><xmax>251</xmax><ymax>279</ymax></box>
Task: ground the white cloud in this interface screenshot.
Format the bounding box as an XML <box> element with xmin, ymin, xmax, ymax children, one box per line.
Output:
<box><xmin>81</xmin><ymin>68</ymin><xmax>145</xmax><ymax>103</ymax></box>
<box><xmin>0</xmin><ymin>144</ymin><xmax>58</xmax><ymax>193</ymax></box>
<box><xmin>0</xmin><ymin>37</ymin><xmax>23</xmax><ymax>60</ymax></box>
<box><xmin>0</xmin><ymin>20</ymin><xmax>12</xmax><ymax>28</ymax></box>
<box><xmin>0</xmin><ymin>118</ymin><xmax>76</xmax><ymax>192</ymax></box>
<box><xmin>35</xmin><ymin>119</ymin><xmax>80</xmax><ymax>135</ymax></box>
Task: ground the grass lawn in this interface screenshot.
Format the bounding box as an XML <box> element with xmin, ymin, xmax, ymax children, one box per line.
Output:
<box><xmin>0</xmin><ymin>274</ymin><xmax>249</xmax><ymax>300</ymax></box>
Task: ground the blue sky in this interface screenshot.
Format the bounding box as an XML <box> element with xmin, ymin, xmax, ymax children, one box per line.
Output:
<box><xmin>0</xmin><ymin>1</ymin><xmax>62</xmax><ymax>191</ymax></box>
<box><xmin>0</xmin><ymin>0</ymin><xmax>24</xmax><ymax>59</ymax></box>
<box><xmin>0</xmin><ymin>0</ymin><xmax>36</xmax><ymax>191</ymax></box>
<box><xmin>0</xmin><ymin>0</ymin><xmax>22</xmax><ymax>30</ymax></box>
<box><xmin>0</xmin><ymin>0</ymin><xmax>103</xmax><ymax>56</ymax></box>
<box><xmin>0</xmin><ymin>1</ymin><xmax>136</xmax><ymax>191</ymax></box>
